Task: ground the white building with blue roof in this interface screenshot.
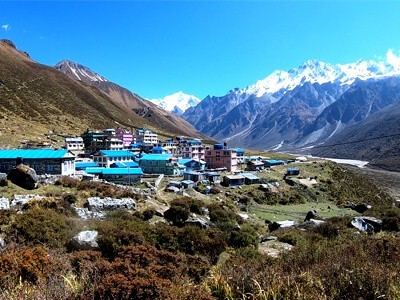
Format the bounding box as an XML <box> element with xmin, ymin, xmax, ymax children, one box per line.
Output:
<box><xmin>0</xmin><ymin>149</ymin><xmax>75</xmax><ymax>175</ymax></box>
<box><xmin>93</xmin><ymin>150</ymin><xmax>138</xmax><ymax>168</ymax></box>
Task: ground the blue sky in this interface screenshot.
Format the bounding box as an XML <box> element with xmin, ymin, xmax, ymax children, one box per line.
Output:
<box><xmin>1</xmin><ymin>1</ymin><xmax>400</xmax><ymax>100</ymax></box>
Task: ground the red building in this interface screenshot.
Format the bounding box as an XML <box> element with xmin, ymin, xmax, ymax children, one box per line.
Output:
<box><xmin>205</xmin><ymin>144</ymin><xmax>237</xmax><ymax>172</ymax></box>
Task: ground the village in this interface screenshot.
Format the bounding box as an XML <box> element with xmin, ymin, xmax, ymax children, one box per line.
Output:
<box><xmin>0</xmin><ymin>127</ymin><xmax>306</xmax><ymax>192</ymax></box>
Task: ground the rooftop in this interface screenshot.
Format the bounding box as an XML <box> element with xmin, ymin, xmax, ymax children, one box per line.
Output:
<box><xmin>0</xmin><ymin>149</ymin><xmax>74</xmax><ymax>159</ymax></box>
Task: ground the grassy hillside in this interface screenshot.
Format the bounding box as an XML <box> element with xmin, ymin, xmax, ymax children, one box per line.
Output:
<box><xmin>0</xmin><ymin>40</ymin><xmax>209</xmax><ymax>147</ymax></box>
<box><xmin>0</xmin><ymin>159</ymin><xmax>399</xmax><ymax>299</ymax></box>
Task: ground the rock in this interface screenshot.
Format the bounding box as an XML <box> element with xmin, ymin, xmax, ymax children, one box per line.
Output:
<box><xmin>304</xmin><ymin>210</ymin><xmax>318</xmax><ymax>221</ymax></box>
<box><xmin>301</xmin><ymin>219</ymin><xmax>326</xmax><ymax>228</ymax></box>
<box><xmin>69</xmin><ymin>230</ymin><xmax>99</xmax><ymax>250</ymax></box>
<box><xmin>11</xmin><ymin>194</ymin><xmax>43</xmax><ymax>207</ymax></box>
<box><xmin>260</xmin><ymin>235</ymin><xmax>278</xmax><ymax>242</ymax></box>
<box><xmin>238</xmin><ymin>213</ymin><xmax>250</xmax><ymax>220</ymax></box>
<box><xmin>7</xmin><ymin>164</ymin><xmax>38</xmax><ymax>190</ymax></box>
<box><xmin>74</xmin><ymin>207</ymin><xmax>106</xmax><ymax>220</ymax></box>
<box><xmin>210</xmin><ymin>187</ymin><xmax>221</xmax><ymax>194</ymax></box>
<box><xmin>87</xmin><ymin>197</ymin><xmax>136</xmax><ymax>211</ymax></box>
<box><xmin>259</xmin><ymin>240</ymin><xmax>294</xmax><ymax>258</ymax></box>
<box><xmin>351</xmin><ymin>216</ymin><xmax>382</xmax><ymax>233</ymax></box>
<box><xmin>268</xmin><ymin>220</ymin><xmax>296</xmax><ymax>232</ymax></box>
<box><xmin>0</xmin><ymin>197</ymin><xmax>9</xmax><ymax>210</ymax></box>
<box><xmin>345</xmin><ymin>202</ymin><xmax>372</xmax><ymax>214</ymax></box>
<box><xmin>0</xmin><ymin>237</ymin><xmax>5</xmax><ymax>250</ymax></box>
<box><xmin>165</xmin><ymin>186</ymin><xmax>181</xmax><ymax>193</ymax></box>
<box><xmin>185</xmin><ymin>216</ymin><xmax>210</xmax><ymax>228</ymax></box>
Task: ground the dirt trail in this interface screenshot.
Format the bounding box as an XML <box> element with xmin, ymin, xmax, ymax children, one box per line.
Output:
<box><xmin>345</xmin><ymin>165</ymin><xmax>400</xmax><ymax>201</ymax></box>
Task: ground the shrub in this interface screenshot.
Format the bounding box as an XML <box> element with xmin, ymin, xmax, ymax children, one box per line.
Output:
<box><xmin>10</xmin><ymin>207</ymin><xmax>74</xmax><ymax>247</ymax></box>
<box><xmin>164</xmin><ymin>205</ymin><xmax>190</xmax><ymax>227</ymax></box>
<box><xmin>229</xmin><ymin>224</ymin><xmax>259</xmax><ymax>249</ymax></box>
<box><xmin>0</xmin><ymin>178</ymin><xmax>8</xmax><ymax>186</ymax></box>
<box><xmin>0</xmin><ymin>246</ymin><xmax>51</xmax><ymax>284</ymax></box>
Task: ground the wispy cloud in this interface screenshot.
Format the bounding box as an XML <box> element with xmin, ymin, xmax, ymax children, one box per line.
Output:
<box><xmin>1</xmin><ymin>24</ymin><xmax>11</xmax><ymax>31</ymax></box>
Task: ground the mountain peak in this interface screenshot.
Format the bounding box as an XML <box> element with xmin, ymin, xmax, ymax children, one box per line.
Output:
<box><xmin>148</xmin><ymin>91</ymin><xmax>201</xmax><ymax>115</ymax></box>
<box><xmin>54</xmin><ymin>59</ymin><xmax>108</xmax><ymax>83</ymax></box>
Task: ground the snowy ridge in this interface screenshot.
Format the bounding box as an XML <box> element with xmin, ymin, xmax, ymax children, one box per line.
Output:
<box><xmin>54</xmin><ymin>60</ymin><xmax>108</xmax><ymax>82</ymax></box>
<box><xmin>148</xmin><ymin>91</ymin><xmax>201</xmax><ymax>114</ymax></box>
<box><xmin>242</xmin><ymin>50</ymin><xmax>400</xmax><ymax>98</ymax></box>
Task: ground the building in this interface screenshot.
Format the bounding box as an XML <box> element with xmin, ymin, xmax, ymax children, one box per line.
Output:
<box><xmin>183</xmin><ymin>171</ymin><xmax>205</xmax><ymax>182</ymax></box>
<box><xmin>178</xmin><ymin>158</ymin><xmax>206</xmax><ymax>171</ymax></box>
<box><xmin>84</xmin><ymin>167</ymin><xmax>143</xmax><ymax>185</ymax></box>
<box><xmin>115</xmin><ymin>129</ymin><xmax>135</xmax><ymax>147</ymax></box>
<box><xmin>264</xmin><ymin>159</ymin><xmax>285</xmax><ymax>167</ymax></box>
<box><xmin>205</xmin><ymin>144</ymin><xmax>238</xmax><ymax>172</ymax></box>
<box><xmin>136</xmin><ymin>129</ymin><xmax>158</xmax><ymax>145</ymax></box>
<box><xmin>204</xmin><ymin>172</ymin><xmax>221</xmax><ymax>184</ymax></box>
<box><xmin>236</xmin><ymin>148</ymin><xmax>245</xmax><ymax>165</ymax></box>
<box><xmin>75</xmin><ymin>161</ymin><xmax>98</xmax><ymax>171</ymax></box>
<box><xmin>222</xmin><ymin>175</ymin><xmax>245</xmax><ymax>187</ymax></box>
<box><xmin>241</xmin><ymin>173</ymin><xmax>261</xmax><ymax>185</ymax></box>
<box><xmin>0</xmin><ymin>149</ymin><xmax>75</xmax><ymax>176</ymax></box>
<box><xmin>246</xmin><ymin>160</ymin><xmax>265</xmax><ymax>171</ymax></box>
<box><xmin>93</xmin><ymin>150</ymin><xmax>137</xmax><ymax>168</ymax></box>
<box><xmin>65</xmin><ymin>137</ymin><xmax>85</xmax><ymax>156</ymax></box>
<box><xmin>81</xmin><ymin>128</ymin><xmax>105</xmax><ymax>148</ymax></box>
<box><xmin>139</xmin><ymin>154</ymin><xmax>181</xmax><ymax>175</ymax></box>
<box><xmin>286</xmin><ymin>168</ymin><xmax>300</xmax><ymax>176</ymax></box>
<box><xmin>180</xmin><ymin>140</ymin><xmax>205</xmax><ymax>160</ymax></box>
<box><xmin>152</xmin><ymin>146</ymin><xmax>169</xmax><ymax>154</ymax></box>
<box><xmin>101</xmin><ymin>168</ymin><xmax>143</xmax><ymax>185</ymax></box>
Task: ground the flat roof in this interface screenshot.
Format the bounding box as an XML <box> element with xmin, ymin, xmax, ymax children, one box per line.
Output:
<box><xmin>97</xmin><ymin>150</ymin><xmax>137</xmax><ymax>157</ymax></box>
<box><xmin>140</xmin><ymin>154</ymin><xmax>173</xmax><ymax>161</ymax></box>
<box><xmin>0</xmin><ymin>149</ymin><xmax>73</xmax><ymax>159</ymax></box>
<box><xmin>102</xmin><ymin>168</ymin><xmax>143</xmax><ymax>175</ymax></box>
<box><xmin>75</xmin><ymin>161</ymin><xmax>98</xmax><ymax>168</ymax></box>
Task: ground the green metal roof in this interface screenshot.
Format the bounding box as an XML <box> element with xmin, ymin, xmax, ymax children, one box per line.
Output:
<box><xmin>0</xmin><ymin>149</ymin><xmax>72</xmax><ymax>159</ymax></box>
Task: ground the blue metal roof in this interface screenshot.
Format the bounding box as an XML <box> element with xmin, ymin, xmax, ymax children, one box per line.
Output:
<box><xmin>111</xmin><ymin>161</ymin><xmax>139</xmax><ymax>168</ymax></box>
<box><xmin>265</xmin><ymin>159</ymin><xmax>285</xmax><ymax>165</ymax></box>
<box><xmin>140</xmin><ymin>154</ymin><xmax>173</xmax><ymax>161</ymax></box>
<box><xmin>178</xmin><ymin>159</ymin><xmax>192</xmax><ymax>165</ymax></box>
<box><xmin>75</xmin><ymin>161</ymin><xmax>98</xmax><ymax>169</ymax></box>
<box><xmin>102</xmin><ymin>168</ymin><xmax>143</xmax><ymax>175</ymax></box>
<box><xmin>236</xmin><ymin>148</ymin><xmax>245</xmax><ymax>153</ymax></box>
<box><xmin>98</xmin><ymin>150</ymin><xmax>137</xmax><ymax>157</ymax></box>
<box><xmin>241</xmin><ymin>173</ymin><xmax>260</xmax><ymax>180</ymax></box>
<box><xmin>85</xmin><ymin>167</ymin><xmax>105</xmax><ymax>174</ymax></box>
<box><xmin>152</xmin><ymin>146</ymin><xmax>166</xmax><ymax>151</ymax></box>
<box><xmin>184</xmin><ymin>171</ymin><xmax>202</xmax><ymax>175</ymax></box>
<box><xmin>0</xmin><ymin>149</ymin><xmax>72</xmax><ymax>159</ymax></box>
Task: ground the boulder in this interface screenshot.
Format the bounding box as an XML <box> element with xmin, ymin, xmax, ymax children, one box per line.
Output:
<box><xmin>69</xmin><ymin>230</ymin><xmax>99</xmax><ymax>250</ymax></box>
<box><xmin>345</xmin><ymin>202</ymin><xmax>372</xmax><ymax>214</ymax></box>
<box><xmin>304</xmin><ymin>210</ymin><xmax>318</xmax><ymax>221</ymax></box>
<box><xmin>259</xmin><ymin>240</ymin><xmax>294</xmax><ymax>258</ymax></box>
<box><xmin>7</xmin><ymin>164</ymin><xmax>38</xmax><ymax>190</ymax></box>
<box><xmin>11</xmin><ymin>194</ymin><xmax>43</xmax><ymax>207</ymax></box>
<box><xmin>351</xmin><ymin>216</ymin><xmax>382</xmax><ymax>233</ymax></box>
<box><xmin>301</xmin><ymin>219</ymin><xmax>326</xmax><ymax>228</ymax></box>
<box><xmin>0</xmin><ymin>197</ymin><xmax>9</xmax><ymax>210</ymax></box>
<box><xmin>260</xmin><ymin>235</ymin><xmax>278</xmax><ymax>242</ymax></box>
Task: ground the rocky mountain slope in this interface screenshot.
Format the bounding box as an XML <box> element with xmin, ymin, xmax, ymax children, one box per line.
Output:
<box><xmin>183</xmin><ymin>55</ymin><xmax>400</xmax><ymax>152</ymax></box>
<box><xmin>311</xmin><ymin>101</ymin><xmax>400</xmax><ymax>171</ymax></box>
<box><xmin>54</xmin><ymin>60</ymin><xmax>207</xmax><ymax>140</ymax></box>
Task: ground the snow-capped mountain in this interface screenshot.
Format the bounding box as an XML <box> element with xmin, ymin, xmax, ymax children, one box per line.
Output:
<box><xmin>242</xmin><ymin>51</ymin><xmax>400</xmax><ymax>98</ymax></box>
<box><xmin>148</xmin><ymin>91</ymin><xmax>201</xmax><ymax>115</ymax></box>
<box><xmin>54</xmin><ymin>59</ymin><xmax>108</xmax><ymax>83</ymax></box>
<box><xmin>183</xmin><ymin>50</ymin><xmax>400</xmax><ymax>151</ymax></box>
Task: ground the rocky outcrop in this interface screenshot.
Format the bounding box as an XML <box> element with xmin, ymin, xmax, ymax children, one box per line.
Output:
<box><xmin>87</xmin><ymin>197</ymin><xmax>136</xmax><ymax>211</ymax></box>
